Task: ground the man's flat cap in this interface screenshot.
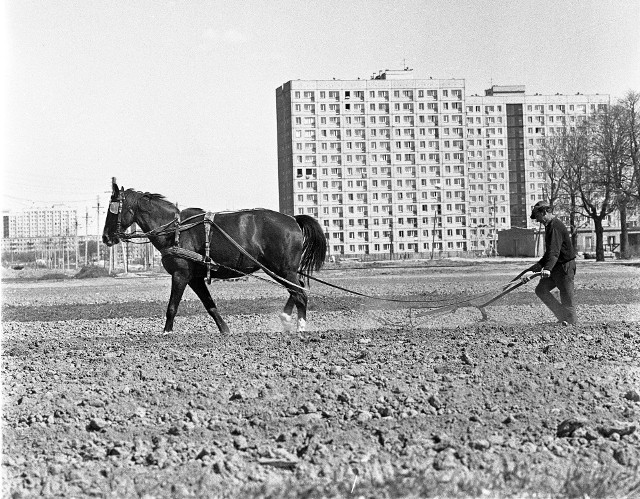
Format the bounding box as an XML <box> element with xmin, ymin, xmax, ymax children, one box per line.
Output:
<box><xmin>530</xmin><ymin>200</ymin><xmax>551</xmax><ymax>219</ymax></box>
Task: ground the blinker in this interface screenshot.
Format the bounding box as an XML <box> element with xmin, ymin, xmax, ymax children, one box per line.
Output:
<box><xmin>109</xmin><ymin>201</ymin><xmax>120</xmax><ymax>214</ymax></box>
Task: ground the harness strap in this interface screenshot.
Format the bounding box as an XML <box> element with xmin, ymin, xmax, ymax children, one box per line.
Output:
<box><xmin>174</xmin><ymin>213</ymin><xmax>181</xmax><ymax>246</ymax></box>
<box><xmin>204</xmin><ymin>212</ymin><xmax>216</xmax><ymax>284</ymax></box>
<box><xmin>116</xmin><ymin>187</ymin><xmax>125</xmax><ymax>237</ymax></box>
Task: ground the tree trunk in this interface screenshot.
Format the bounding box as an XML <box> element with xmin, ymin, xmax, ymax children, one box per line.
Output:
<box><xmin>594</xmin><ymin>217</ymin><xmax>605</xmax><ymax>262</ymax></box>
<box><xmin>619</xmin><ymin>203</ymin><xmax>629</xmax><ymax>259</ymax></box>
<box><xmin>569</xmin><ymin>210</ymin><xmax>577</xmax><ymax>250</ymax></box>
<box><xmin>569</xmin><ymin>194</ymin><xmax>578</xmax><ymax>249</ymax></box>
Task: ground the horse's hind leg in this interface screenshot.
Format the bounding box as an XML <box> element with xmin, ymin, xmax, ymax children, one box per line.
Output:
<box><xmin>284</xmin><ymin>275</ymin><xmax>308</xmax><ymax>333</ymax></box>
<box><xmin>280</xmin><ymin>296</ymin><xmax>296</xmax><ymax>332</ymax></box>
<box><xmin>189</xmin><ymin>278</ymin><xmax>230</xmax><ymax>334</ymax></box>
<box><xmin>294</xmin><ymin>288</ymin><xmax>309</xmax><ymax>332</ymax></box>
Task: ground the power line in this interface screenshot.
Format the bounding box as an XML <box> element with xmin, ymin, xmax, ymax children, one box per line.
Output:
<box><xmin>1</xmin><ymin>193</ymin><xmax>98</xmax><ymax>205</ymax></box>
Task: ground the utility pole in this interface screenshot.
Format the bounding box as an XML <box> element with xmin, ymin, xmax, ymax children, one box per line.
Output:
<box><xmin>74</xmin><ymin>219</ymin><xmax>79</xmax><ymax>270</ymax></box>
<box><xmin>122</xmin><ymin>239</ymin><xmax>128</xmax><ymax>273</ymax></box>
<box><xmin>431</xmin><ymin>188</ymin><xmax>442</xmax><ymax>260</ymax></box>
<box><xmin>388</xmin><ymin>208</ymin><xmax>393</xmax><ymax>259</ymax></box>
<box><xmin>493</xmin><ymin>194</ymin><xmax>497</xmax><ymax>257</ymax></box>
<box><xmin>94</xmin><ymin>196</ymin><xmax>101</xmax><ymax>264</ymax></box>
<box><xmin>431</xmin><ymin>213</ymin><xmax>437</xmax><ymax>260</ymax></box>
<box><xmin>66</xmin><ymin>234</ymin><xmax>70</xmax><ymax>271</ymax></box>
<box><xmin>85</xmin><ymin>209</ymin><xmax>89</xmax><ymax>265</ymax></box>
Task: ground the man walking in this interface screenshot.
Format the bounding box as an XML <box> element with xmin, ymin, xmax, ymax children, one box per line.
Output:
<box><xmin>521</xmin><ymin>201</ymin><xmax>577</xmax><ymax>325</ymax></box>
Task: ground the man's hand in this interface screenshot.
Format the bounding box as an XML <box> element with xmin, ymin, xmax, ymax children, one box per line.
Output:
<box><xmin>541</xmin><ymin>269</ymin><xmax>551</xmax><ymax>279</ymax></box>
<box><xmin>520</xmin><ymin>271</ymin><xmax>535</xmax><ymax>283</ymax></box>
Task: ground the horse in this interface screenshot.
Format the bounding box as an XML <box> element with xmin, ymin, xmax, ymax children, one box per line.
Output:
<box><xmin>102</xmin><ymin>182</ymin><xmax>327</xmax><ymax>334</ymax></box>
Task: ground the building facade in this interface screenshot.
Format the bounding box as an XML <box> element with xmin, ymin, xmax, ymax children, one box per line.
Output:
<box><xmin>465</xmin><ymin>86</ymin><xmax>610</xmax><ymax>253</ymax></box>
<box><xmin>2</xmin><ymin>205</ymin><xmax>158</xmax><ymax>267</ymax></box>
<box><xmin>276</xmin><ymin>71</ymin><xmax>610</xmax><ymax>257</ymax></box>
<box><xmin>2</xmin><ymin>205</ymin><xmax>78</xmax><ymax>253</ymax></box>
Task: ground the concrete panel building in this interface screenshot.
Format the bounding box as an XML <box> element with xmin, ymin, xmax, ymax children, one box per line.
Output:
<box><xmin>2</xmin><ymin>205</ymin><xmax>78</xmax><ymax>253</ymax></box>
<box><xmin>276</xmin><ymin>70</ymin><xmax>610</xmax><ymax>258</ymax></box>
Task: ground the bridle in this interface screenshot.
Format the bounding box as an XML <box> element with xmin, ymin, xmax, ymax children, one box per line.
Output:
<box><xmin>108</xmin><ymin>187</ymin><xmax>131</xmax><ymax>242</ymax></box>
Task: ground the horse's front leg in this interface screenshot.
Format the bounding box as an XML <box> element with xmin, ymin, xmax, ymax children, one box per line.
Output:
<box><xmin>189</xmin><ymin>278</ymin><xmax>230</xmax><ymax>334</ymax></box>
<box><xmin>164</xmin><ymin>270</ymin><xmax>190</xmax><ymax>333</ymax></box>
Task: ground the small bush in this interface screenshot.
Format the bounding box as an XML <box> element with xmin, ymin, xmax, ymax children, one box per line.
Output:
<box><xmin>74</xmin><ymin>266</ymin><xmax>111</xmax><ymax>279</ymax></box>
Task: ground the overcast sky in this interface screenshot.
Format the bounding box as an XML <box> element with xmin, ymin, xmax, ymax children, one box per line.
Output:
<box><xmin>3</xmin><ymin>0</ymin><xmax>640</xmax><ymax>231</ymax></box>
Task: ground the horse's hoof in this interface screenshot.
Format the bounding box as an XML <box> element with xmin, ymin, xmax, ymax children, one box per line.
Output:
<box><xmin>280</xmin><ymin>312</ymin><xmax>294</xmax><ymax>332</ymax></box>
<box><xmin>297</xmin><ymin>318</ymin><xmax>307</xmax><ymax>333</ymax></box>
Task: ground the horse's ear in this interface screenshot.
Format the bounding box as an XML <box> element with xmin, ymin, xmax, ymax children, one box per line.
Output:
<box><xmin>112</xmin><ymin>181</ymin><xmax>119</xmax><ymax>198</ymax></box>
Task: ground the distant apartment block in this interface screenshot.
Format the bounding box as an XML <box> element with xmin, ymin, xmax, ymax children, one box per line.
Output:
<box><xmin>2</xmin><ymin>206</ymin><xmax>78</xmax><ymax>252</ymax></box>
<box><xmin>276</xmin><ymin>70</ymin><xmax>610</xmax><ymax>257</ymax></box>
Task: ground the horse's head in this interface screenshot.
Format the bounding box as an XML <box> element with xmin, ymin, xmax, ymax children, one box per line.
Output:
<box><xmin>102</xmin><ymin>181</ymin><xmax>136</xmax><ymax>246</ymax></box>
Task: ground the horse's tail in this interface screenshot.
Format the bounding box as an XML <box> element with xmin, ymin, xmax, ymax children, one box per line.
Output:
<box><xmin>295</xmin><ymin>215</ymin><xmax>327</xmax><ymax>279</ymax></box>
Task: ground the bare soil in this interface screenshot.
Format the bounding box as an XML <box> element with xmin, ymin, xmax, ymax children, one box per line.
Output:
<box><xmin>2</xmin><ymin>260</ymin><xmax>640</xmax><ymax>498</ymax></box>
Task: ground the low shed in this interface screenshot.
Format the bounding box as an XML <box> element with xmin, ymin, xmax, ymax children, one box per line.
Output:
<box><xmin>497</xmin><ymin>227</ymin><xmax>537</xmax><ymax>257</ymax></box>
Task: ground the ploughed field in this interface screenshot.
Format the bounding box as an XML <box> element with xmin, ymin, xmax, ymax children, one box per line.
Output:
<box><xmin>2</xmin><ymin>261</ymin><xmax>640</xmax><ymax>498</ymax></box>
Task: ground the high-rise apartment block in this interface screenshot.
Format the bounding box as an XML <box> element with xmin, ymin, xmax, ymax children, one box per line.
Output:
<box><xmin>2</xmin><ymin>206</ymin><xmax>78</xmax><ymax>252</ymax></box>
<box><xmin>276</xmin><ymin>70</ymin><xmax>609</xmax><ymax>257</ymax></box>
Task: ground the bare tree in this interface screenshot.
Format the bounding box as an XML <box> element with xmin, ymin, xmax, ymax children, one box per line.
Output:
<box><xmin>607</xmin><ymin>98</ymin><xmax>638</xmax><ymax>259</ymax></box>
<box><xmin>577</xmin><ymin>111</ymin><xmax>623</xmax><ymax>261</ymax></box>
<box><xmin>618</xmin><ymin>92</ymin><xmax>640</xmax><ymax>258</ymax></box>
<box><xmin>561</xmin><ymin>127</ymin><xmax>590</xmax><ymax>249</ymax></box>
<box><xmin>540</xmin><ymin>127</ymin><xmax>580</xmax><ymax>248</ymax></box>
<box><xmin>543</xmin><ymin>94</ymin><xmax>640</xmax><ymax>259</ymax></box>
<box><xmin>540</xmin><ymin>130</ymin><xmax>567</xmax><ymax>208</ymax></box>
<box><xmin>620</xmin><ymin>91</ymin><xmax>640</xmax><ymax>202</ymax></box>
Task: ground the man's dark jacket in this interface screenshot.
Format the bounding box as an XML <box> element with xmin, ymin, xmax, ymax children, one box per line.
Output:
<box><xmin>530</xmin><ymin>217</ymin><xmax>576</xmax><ymax>272</ymax></box>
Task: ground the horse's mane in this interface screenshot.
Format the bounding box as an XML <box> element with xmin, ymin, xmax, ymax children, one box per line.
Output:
<box><xmin>128</xmin><ymin>189</ymin><xmax>178</xmax><ymax>211</ymax></box>
<box><xmin>142</xmin><ymin>192</ymin><xmax>168</xmax><ymax>201</ymax></box>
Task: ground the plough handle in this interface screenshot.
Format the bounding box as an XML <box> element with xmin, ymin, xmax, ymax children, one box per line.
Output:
<box><xmin>479</xmin><ymin>271</ymin><xmax>542</xmax><ymax>309</ymax></box>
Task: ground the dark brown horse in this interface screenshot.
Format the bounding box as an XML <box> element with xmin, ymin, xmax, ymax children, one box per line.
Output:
<box><xmin>102</xmin><ymin>182</ymin><xmax>326</xmax><ymax>333</ymax></box>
